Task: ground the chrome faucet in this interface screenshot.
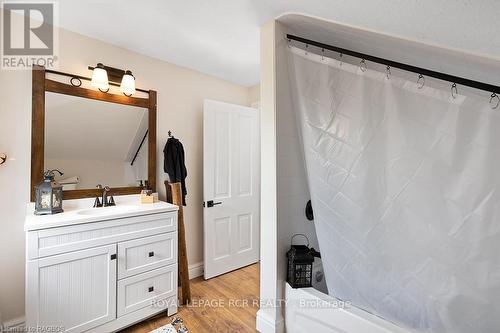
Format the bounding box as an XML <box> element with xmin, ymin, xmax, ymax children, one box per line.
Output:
<box><xmin>94</xmin><ymin>184</ymin><xmax>116</xmax><ymax>207</ymax></box>
<box><xmin>102</xmin><ymin>185</ymin><xmax>110</xmax><ymax>207</ymax></box>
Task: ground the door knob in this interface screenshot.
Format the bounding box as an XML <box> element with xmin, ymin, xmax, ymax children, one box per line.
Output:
<box><xmin>205</xmin><ymin>200</ymin><xmax>222</xmax><ymax>208</ymax></box>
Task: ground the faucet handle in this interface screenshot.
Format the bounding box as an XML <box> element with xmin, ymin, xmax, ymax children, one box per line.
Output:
<box><xmin>94</xmin><ymin>184</ymin><xmax>103</xmax><ymax>208</ymax></box>
<box><xmin>93</xmin><ymin>197</ymin><xmax>102</xmax><ymax>208</ymax></box>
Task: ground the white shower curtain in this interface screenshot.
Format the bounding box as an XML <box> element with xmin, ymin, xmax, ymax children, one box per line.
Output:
<box><xmin>288</xmin><ymin>46</ymin><xmax>500</xmax><ymax>332</ymax></box>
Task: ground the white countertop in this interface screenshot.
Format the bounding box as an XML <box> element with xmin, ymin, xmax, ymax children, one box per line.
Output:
<box><xmin>25</xmin><ymin>194</ymin><xmax>178</xmax><ymax>231</ymax></box>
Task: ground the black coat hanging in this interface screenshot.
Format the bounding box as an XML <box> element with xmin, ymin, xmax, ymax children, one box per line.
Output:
<box><xmin>163</xmin><ymin>133</ymin><xmax>188</xmax><ymax>205</ymax></box>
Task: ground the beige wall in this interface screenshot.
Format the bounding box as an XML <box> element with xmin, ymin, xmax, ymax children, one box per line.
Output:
<box><xmin>248</xmin><ymin>84</ymin><xmax>261</xmax><ymax>105</ymax></box>
<box><xmin>0</xmin><ymin>26</ymin><xmax>254</xmax><ymax>322</ymax></box>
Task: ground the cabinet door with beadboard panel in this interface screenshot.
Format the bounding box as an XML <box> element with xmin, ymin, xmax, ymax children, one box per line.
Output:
<box><xmin>26</xmin><ymin>244</ymin><xmax>117</xmax><ymax>333</ymax></box>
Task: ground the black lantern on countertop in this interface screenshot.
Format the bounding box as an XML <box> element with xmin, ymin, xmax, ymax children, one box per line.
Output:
<box><xmin>35</xmin><ymin>169</ymin><xmax>64</xmax><ymax>215</ymax></box>
<box><xmin>286</xmin><ymin>234</ymin><xmax>321</xmax><ymax>288</ymax></box>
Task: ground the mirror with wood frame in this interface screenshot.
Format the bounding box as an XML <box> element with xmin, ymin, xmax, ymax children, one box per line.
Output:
<box><xmin>31</xmin><ymin>66</ymin><xmax>157</xmax><ymax>201</ymax></box>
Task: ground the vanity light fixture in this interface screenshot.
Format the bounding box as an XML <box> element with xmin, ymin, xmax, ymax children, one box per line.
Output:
<box><xmin>90</xmin><ymin>63</ymin><xmax>110</xmax><ymax>92</ymax></box>
<box><xmin>120</xmin><ymin>70</ymin><xmax>136</xmax><ymax>97</ymax></box>
<box><xmin>89</xmin><ymin>63</ymin><xmax>138</xmax><ymax>96</ymax></box>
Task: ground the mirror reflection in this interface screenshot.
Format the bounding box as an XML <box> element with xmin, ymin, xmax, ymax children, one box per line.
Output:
<box><xmin>44</xmin><ymin>93</ymin><xmax>148</xmax><ymax>190</ymax></box>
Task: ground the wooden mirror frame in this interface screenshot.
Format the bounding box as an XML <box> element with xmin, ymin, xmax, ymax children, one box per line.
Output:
<box><xmin>31</xmin><ymin>66</ymin><xmax>157</xmax><ymax>201</ymax></box>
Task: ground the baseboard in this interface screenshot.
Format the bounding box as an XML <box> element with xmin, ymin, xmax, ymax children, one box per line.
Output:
<box><xmin>188</xmin><ymin>261</ymin><xmax>204</xmax><ymax>279</ymax></box>
<box><xmin>1</xmin><ymin>316</ymin><xmax>25</xmax><ymax>330</ymax></box>
<box><xmin>256</xmin><ymin>309</ymin><xmax>284</xmax><ymax>333</ymax></box>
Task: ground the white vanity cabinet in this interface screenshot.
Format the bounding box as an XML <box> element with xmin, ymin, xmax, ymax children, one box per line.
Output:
<box><xmin>25</xmin><ymin>198</ymin><xmax>179</xmax><ymax>333</ymax></box>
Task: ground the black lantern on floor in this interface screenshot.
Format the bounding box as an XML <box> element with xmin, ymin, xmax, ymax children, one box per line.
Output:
<box><xmin>35</xmin><ymin>169</ymin><xmax>64</xmax><ymax>215</ymax></box>
<box><xmin>287</xmin><ymin>234</ymin><xmax>319</xmax><ymax>288</ymax></box>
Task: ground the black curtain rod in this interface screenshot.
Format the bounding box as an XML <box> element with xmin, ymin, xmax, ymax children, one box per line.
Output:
<box><xmin>287</xmin><ymin>34</ymin><xmax>500</xmax><ymax>95</ymax></box>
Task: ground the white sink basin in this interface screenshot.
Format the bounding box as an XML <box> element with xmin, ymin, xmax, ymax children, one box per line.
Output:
<box><xmin>76</xmin><ymin>205</ymin><xmax>137</xmax><ymax>216</ymax></box>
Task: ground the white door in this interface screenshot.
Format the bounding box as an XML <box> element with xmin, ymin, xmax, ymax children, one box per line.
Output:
<box><xmin>203</xmin><ymin>99</ymin><xmax>260</xmax><ymax>279</ymax></box>
<box><xmin>26</xmin><ymin>244</ymin><xmax>117</xmax><ymax>333</ymax></box>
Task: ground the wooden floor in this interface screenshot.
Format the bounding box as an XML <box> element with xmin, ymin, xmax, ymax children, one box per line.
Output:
<box><xmin>122</xmin><ymin>263</ymin><xmax>260</xmax><ymax>333</ymax></box>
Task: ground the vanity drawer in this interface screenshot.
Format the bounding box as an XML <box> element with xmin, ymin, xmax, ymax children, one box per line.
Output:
<box><xmin>118</xmin><ymin>232</ymin><xmax>177</xmax><ymax>279</ymax></box>
<box><xmin>117</xmin><ymin>264</ymin><xmax>177</xmax><ymax>317</ymax></box>
<box><xmin>28</xmin><ymin>211</ymin><xmax>177</xmax><ymax>259</ymax></box>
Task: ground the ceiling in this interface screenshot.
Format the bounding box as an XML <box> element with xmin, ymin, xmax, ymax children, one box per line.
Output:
<box><xmin>53</xmin><ymin>0</ymin><xmax>500</xmax><ymax>87</ymax></box>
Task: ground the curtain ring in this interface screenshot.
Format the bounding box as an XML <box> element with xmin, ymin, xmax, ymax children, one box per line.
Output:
<box><xmin>305</xmin><ymin>44</ymin><xmax>309</xmax><ymax>55</ymax></box>
<box><xmin>339</xmin><ymin>53</ymin><xmax>343</xmax><ymax>67</ymax></box>
<box><xmin>291</xmin><ymin>233</ymin><xmax>310</xmax><ymax>247</ymax></box>
<box><xmin>451</xmin><ymin>83</ymin><xmax>458</xmax><ymax>99</ymax></box>
<box><xmin>321</xmin><ymin>48</ymin><xmax>325</xmax><ymax>61</ymax></box>
<box><xmin>98</xmin><ymin>87</ymin><xmax>110</xmax><ymax>93</ymax></box>
<box><xmin>386</xmin><ymin>65</ymin><xmax>391</xmax><ymax>79</ymax></box>
<box><xmin>359</xmin><ymin>59</ymin><xmax>367</xmax><ymax>72</ymax></box>
<box><xmin>417</xmin><ymin>74</ymin><xmax>425</xmax><ymax>89</ymax></box>
<box><xmin>490</xmin><ymin>93</ymin><xmax>500</xmax><ymax>110</ymax></box>
<box><xmin>287</xmin><ymin>38</ymin><xmax>291</xmax><ymax>48</ymax></box>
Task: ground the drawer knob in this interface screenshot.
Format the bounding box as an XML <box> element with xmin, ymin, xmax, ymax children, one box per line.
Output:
<box><xmin>148</xmin><ymin>286</ymin><xmax>154</xmax><ymax>292</ymax></box>
<box><xmin>148</xmin><ymin>251</ymin><xmax>155</xmax><ymax>257</ymax></box>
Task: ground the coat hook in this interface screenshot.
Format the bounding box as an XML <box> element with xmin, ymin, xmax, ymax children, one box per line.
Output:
<box><xmin>417</xmin><ymin>74</ymin><xmax>425</xmax><ymax>89</ymax></box>
<box><xmin>0</xmin><ymin>153</ymin><xmax>6</xmax><ymax>166</ymax></box>
<box><xmin>451</xmin><ymin>83</ymin><xmax>458</xmax><ymax>99</ymax></box>
<box><xmin>490</xmin><ymin>93</ymin><xmax>500</xmax><ymax>110</ymax></box>
<box><xmin>359</xmin><ymin>59</ymin><xmax>367</xmax><ymax>72</ymax></box>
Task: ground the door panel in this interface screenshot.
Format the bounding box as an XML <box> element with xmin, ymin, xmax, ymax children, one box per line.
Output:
<box><xmin>236</xmin><ymin>114</ymin><xmax>253</xmax><ymax>196</ymax></box>
<box><xmin>27</xmin><ymin>244</ymin><xmax>117</xmax><ymax>333</ymax></box>
<box><xmin>237</xmin><ymin>213</ymin><xmax>252</xmax><ymax>252</ymax></box>
<box><xmin>203</xmin><ymin>100</ymin><xmax>260</xmax><ymax>279</ymax></box>
<box><xmin>214</xmin><ymin>111</ymin><xmax>231</xmax><ymax>198</ymax></box>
